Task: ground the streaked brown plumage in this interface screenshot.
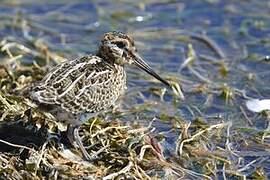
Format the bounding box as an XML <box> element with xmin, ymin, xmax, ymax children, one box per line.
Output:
<box><xmin>30</xmin><ymin>31</ymin><xmax>175</xmax><ymax>160</ymax></box>
<box><xmin>31</xmin><ymin>55</ymin><xmax>126</xmax><ymax>125</ymax></box>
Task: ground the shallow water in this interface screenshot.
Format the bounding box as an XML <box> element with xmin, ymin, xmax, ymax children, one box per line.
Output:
<box><xmin>0</xmin><ymin>0</ymin><xmax>269</xmax><ymax>178</ymax></box>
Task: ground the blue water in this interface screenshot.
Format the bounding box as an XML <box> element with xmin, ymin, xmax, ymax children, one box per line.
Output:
<box><xmin>0</xmin><ymin>0</ymin><xmax>269</xmax><ymax>178</ymax></box>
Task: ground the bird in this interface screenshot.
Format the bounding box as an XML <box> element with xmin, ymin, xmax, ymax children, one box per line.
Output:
<box><xmin>30</xmin><ymin>31</ymin><xmax>183</xmax><ymax>160</ymax></box>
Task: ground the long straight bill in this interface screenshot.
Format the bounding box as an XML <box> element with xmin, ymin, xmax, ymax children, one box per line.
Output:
<box><xmin>130</xmin><ymin>50</ymin><xmax>185</xmax><ymax>100</ymax></box>
<box><xmin>131</xmin><ymin>52</ymin><xmax>171</xmax><ymax>87</ymax></box>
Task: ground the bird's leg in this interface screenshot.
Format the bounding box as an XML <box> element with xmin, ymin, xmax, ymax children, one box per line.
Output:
<box><xmin>67</xmin><ymin>125</ymin><xmax>78</xmax><ymax>148</ymax></box>
<box><xmin>112</xmin><ymin>97</ymin><xmax>124</xmax><ymax>114</ymax></box>
<box><xmin>67</xmin><ymin>125</ymin><xmax>93</xmax><ymax>161</ymax></box>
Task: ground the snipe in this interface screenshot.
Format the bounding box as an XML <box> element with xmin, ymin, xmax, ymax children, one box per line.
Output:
<box><xmin>30</xmin><ymin>31</ymin><xmax>183</xmax><ymax>160</ymax></box>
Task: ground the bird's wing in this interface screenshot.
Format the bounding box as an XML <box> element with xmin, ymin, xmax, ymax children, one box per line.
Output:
<box><xmin>31</xmin><ymin>55</ymin><xmax>123</xmax><ymax>114</ymax></box>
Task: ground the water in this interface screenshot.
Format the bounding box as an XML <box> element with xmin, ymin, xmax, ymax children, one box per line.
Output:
<box><xmin>0</xmin><ymin>0</ymin><xmax>269</xmax><ymax>178</ymax></box>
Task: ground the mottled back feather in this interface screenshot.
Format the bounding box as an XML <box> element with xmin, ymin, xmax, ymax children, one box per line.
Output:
<box><xmin>31</xmin><ymin>55</ymin><xmax>126</xmax><ymax>114</ymax></box>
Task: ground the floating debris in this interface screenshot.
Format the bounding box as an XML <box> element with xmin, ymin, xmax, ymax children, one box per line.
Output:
<box><xmin>170</xmin><ymin>81</ymin><xmax>185</xmax><ymax>100</ymax></box>
<box><xmin>0</xmin><ymin>1</ymin><xmax>270</xmax><ymax>178</ymax></box>
<box><xmin>246</xmin><ymin>99</ymin><xmax>270</xmax><ymax>113</ymax></box>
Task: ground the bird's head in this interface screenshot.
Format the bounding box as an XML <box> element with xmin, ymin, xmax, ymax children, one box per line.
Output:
<box><xmin>99</xmin><ymin>31</ymin><xmax>173</xmax><ymax>88</ymax></box>
<box><xmin>99</xmin><ymin>31</ymin><xmax>135</xmax><ymax>65</ymax></box>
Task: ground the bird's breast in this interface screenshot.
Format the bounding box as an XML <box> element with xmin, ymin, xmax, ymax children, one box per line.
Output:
<box><xmin>31</xmin><ymin>55</ymin><xmax>127</xmax><ymax>120</ymax></box>
<box><xmin>74</xmin><ymin>63</ymin><xmax>126</xmax><ymax>114</ymax></box>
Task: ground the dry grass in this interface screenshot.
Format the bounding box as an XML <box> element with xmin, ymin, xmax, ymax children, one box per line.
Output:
<box><xmin>0</xmin><ymin>3</ymin><xmax>269</xmax><ymax>178</ymax></box>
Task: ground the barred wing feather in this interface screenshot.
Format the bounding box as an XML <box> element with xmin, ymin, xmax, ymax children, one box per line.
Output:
<box><xmin>31</xmin><ymin>55</ymin><xmax>126</xmax><ymax>114</ymax></box>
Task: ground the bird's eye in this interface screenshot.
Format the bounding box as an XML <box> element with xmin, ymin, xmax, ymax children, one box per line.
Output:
<box><xmin>115</xmin><ymin>41</ymin><xmax>126</xmax><ymax>48</ymax></box>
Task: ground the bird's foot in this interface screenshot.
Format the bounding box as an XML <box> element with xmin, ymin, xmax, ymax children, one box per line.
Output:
<box><xmin>73</xmin><ymin>127</ymin><xmax>95</xmax><ymax>161</ymax></box>
<box><xmin>67</xmin><ymin>125</ymin><xmax>96</xmax><ymax>161</ymax></box>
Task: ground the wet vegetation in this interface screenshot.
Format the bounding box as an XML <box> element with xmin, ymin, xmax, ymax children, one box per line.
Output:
<box><xmin>0</xmin><ymin>0</ymin><xmax>269</xmax><ymax>179</ymax></box>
